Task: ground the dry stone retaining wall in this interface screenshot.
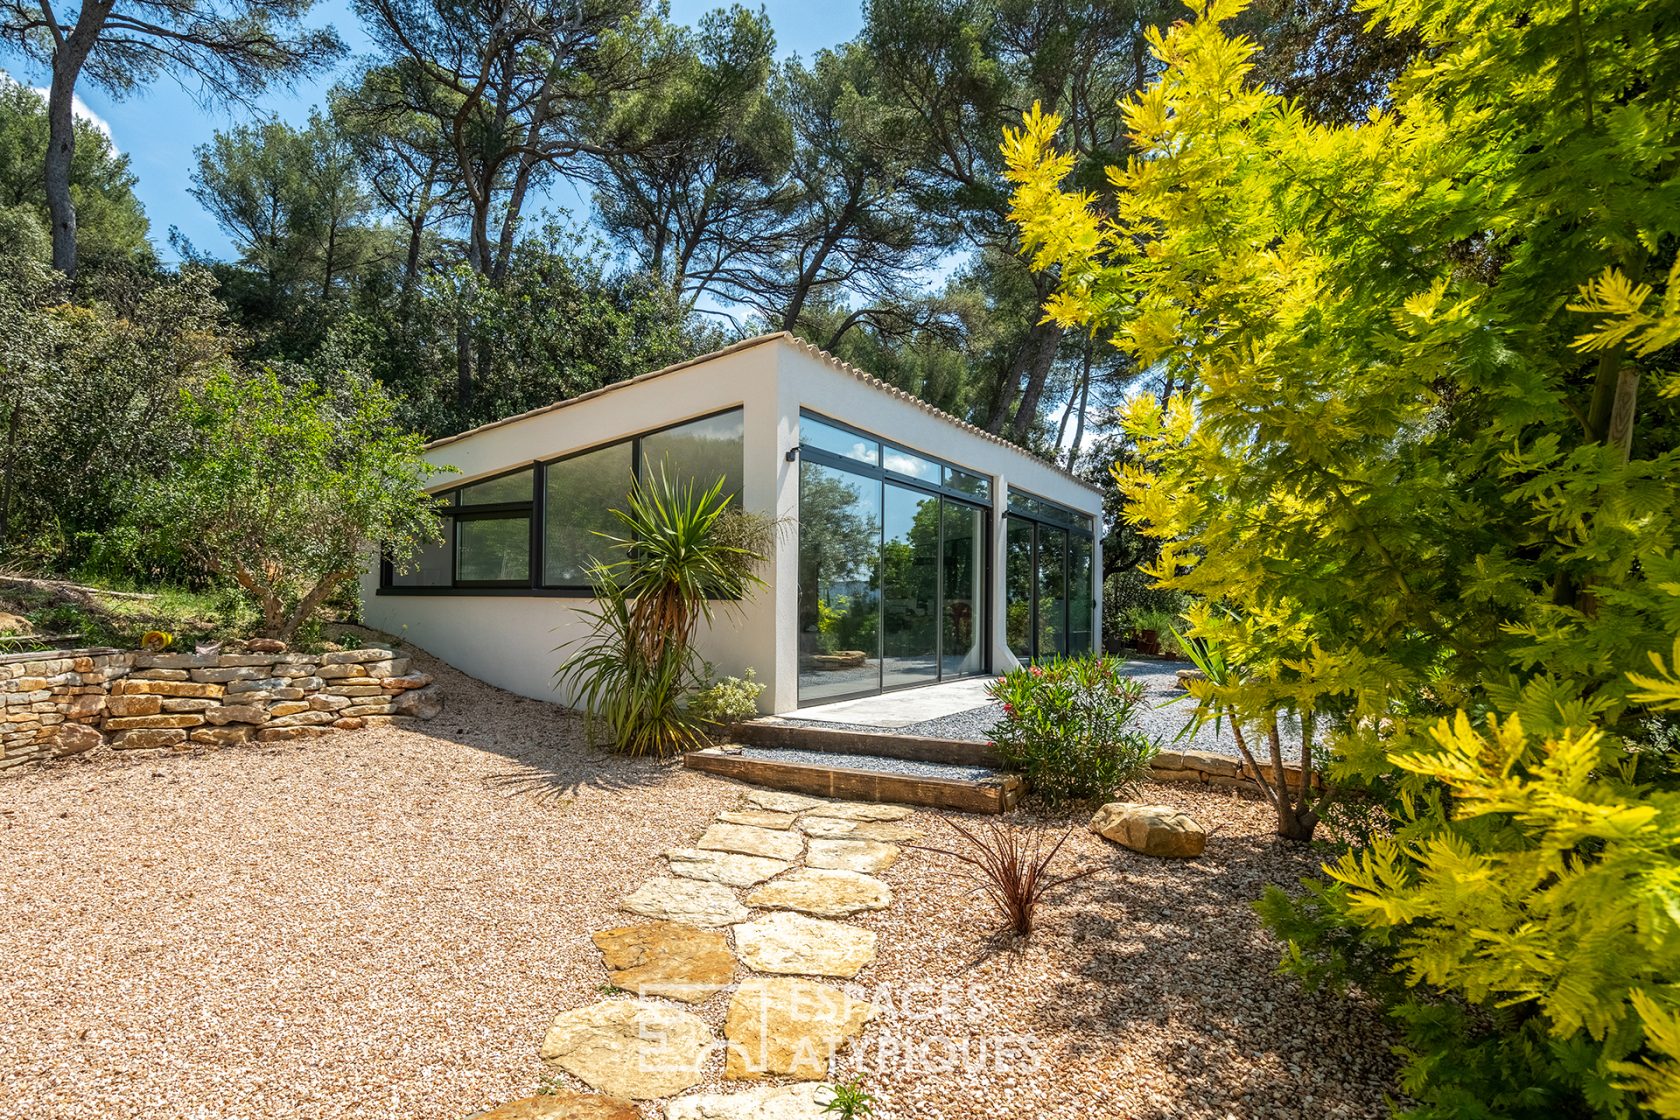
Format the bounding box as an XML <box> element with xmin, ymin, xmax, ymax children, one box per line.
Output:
<box><xmin>0</xmin><ymin>645</ymin><xmax>441</xmax><ymax>770</ymax></box>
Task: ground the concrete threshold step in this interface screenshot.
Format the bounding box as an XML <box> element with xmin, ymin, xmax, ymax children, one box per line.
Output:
<box><xmin>685</xmin><ymin>743</ymin><xmax>1023</xmax><ymax>815</ymax></box>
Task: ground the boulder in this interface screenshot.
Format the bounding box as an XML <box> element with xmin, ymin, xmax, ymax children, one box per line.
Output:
<box><xmin>744</xmin><ymin>868</ymin><xmax>891</xmax><ymax>918</ymax></box>
<box><xmin>723</xmin><ymin>977</ymin><xmax>873</xmax><ymax>1080</ymax></box>
<box><xmin>390</xmin><ymin>686</ymin><xmax>442</xmax><ymax>719</ymax></box>
<box><xmin>246</xmin><ymin>638</ymin><xmax>287</xmax><ymax>654</ymax></box>
<box><xmin>1090</xmin><ymin>802</ymin><xmax>1207</xmax><ymax>858</ymax></box>
<box><xmin>732</xmin><ymin>911</ymin><xmax>877</xmax><ymax>979</ymax></box>
<box><xmin>539</xmin><ymin>999</ymin><xmax>712</xmax><ymax>1099</ymax></box>
<box><xmin>592</xmin><ymin>921</ymin><xmax>734</xmax><ymax>1003</ymax></box>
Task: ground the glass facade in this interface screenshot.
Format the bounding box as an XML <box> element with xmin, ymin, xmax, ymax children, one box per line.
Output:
<box><xmin>796</xmin><ymin>411</ymin><xmax>993</xmax><ymax>704</ymax></box>
<box><xmin>1004</xmin><ymin>487</ymin><xmax>1096</xmax><ymax>662</ymax></box>
<box><xmin>382</xmin><ymin>410</ymin><xmax>742</xmax><ymax>593</ymax></box>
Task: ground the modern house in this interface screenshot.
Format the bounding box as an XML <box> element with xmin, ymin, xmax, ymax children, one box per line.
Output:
<box><xmin>360</xmin><ymin>333</ymin><xmax>1104</xmax><ymax>716</ymax></box>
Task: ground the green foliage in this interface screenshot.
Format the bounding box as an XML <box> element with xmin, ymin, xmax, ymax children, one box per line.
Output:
<box><xmin>690</xmin><ymin>668</ymin><xmax>765</xmax><ymax>726</ymax></box>
<box><xmin>987</xmin><ymin>656</ymin><xmax>1158</xmax><ymax>812</ymax></box>
<box><xmin>136</xmin><ymin>366</ymin><xmax>439</xmax><ymax>640</ymax></box>
<box><xmin>0</xmin><ymin>79</ymin><xmax>151</xmax><ymax>271</ymax></box>
<box><xmin>820</xmin><ymin>1076</ymin><xmax>876</xmax><ymax>1119</ymax></box>
<box><xmin>558</xmin><ymin>473</ymin><xmax>770</xmax><ymax>758</ymax></box>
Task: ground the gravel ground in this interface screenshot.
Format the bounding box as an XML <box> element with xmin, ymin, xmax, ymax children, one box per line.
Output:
<box><xmin>1</xmin><ymin>651</ymin><xmax>1390</xmax><ymax>1120</ymax></box>
<box><xmin>735</xmin><ymin>746</ymin><xmax>997</xmax><ymax>782</ymax></box>
<box><xmin>791</xmin><ymin>659</ymin><xmax>1309</xmax><ymax>762</ymax></box>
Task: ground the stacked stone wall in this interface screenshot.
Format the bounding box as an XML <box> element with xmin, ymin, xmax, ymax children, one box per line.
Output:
<box><xmin>0</xmin><ymin>645</ymin><xmax>441</xmax><ymax>770</ymax></box>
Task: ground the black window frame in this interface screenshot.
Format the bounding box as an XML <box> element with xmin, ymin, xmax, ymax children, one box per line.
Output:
<box><xmin>1004</xmin><ymin>485</ymin><xmax>1098</xmax><ymax>662</ymax></box>
<box><xmin>378</xmin><ymin>406</ymin><xmax>745</xmax><ymax>597</ymax></box>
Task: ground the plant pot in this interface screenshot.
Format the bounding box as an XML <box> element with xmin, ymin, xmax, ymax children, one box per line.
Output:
<box><xmin>1133</xmin><ymin>629</ymin><xmax>1160</xmax><ymax>657</ymax></box>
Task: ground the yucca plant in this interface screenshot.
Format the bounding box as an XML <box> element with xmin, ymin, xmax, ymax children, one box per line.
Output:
<box><xmin>557</xmin><ymin>470</ymin><xmax>770</xmax><ymax>758</ymax></box>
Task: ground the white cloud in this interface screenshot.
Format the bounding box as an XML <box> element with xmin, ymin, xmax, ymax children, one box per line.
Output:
<box><xmin>0</xmin><ymin>69</ymin><xmax>116</xmax><ymax>144</ymax></box>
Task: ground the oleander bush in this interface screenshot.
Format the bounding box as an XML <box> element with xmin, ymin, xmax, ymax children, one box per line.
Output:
<box><xmin>987</xmin><ymin>656</ymin><xmax>1158</xmax><ymax>811</ymax></box>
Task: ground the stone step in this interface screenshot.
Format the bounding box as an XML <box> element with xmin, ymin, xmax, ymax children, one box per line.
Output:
<box><xmin>685</xmin><ymin>745</ymin><xmax>1021</xmax><ymax>814</ymax></box>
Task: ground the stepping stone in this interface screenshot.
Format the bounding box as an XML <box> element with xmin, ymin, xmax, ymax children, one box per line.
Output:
<box><xmin>621</xmin><ymin>877</ymin><xmax>749</xmax><ymax>927</ymax></box>
<box><xmin>734</xmin><ymin>911</ymin><xmax>877</xmax><ymax>979</ymax></box>
<box><xmin>797</xmin><ymin>816</ymin><xmax>921</xmax><ymax>843</ymax></box>
<box><xmin>667</xmin><ymin>847</ymin><xmax>792</xmax><ymax>888</ymax></box>
<box><xmin>723</xmin><ymin>976</ymin><xmax>874</xmax><ymax>1080</ymax></box>
<box><xmin>717</xmin><ymin>808</ymin><xmax>800</xmax><ymax>829</ymax></box>
<box><xmin>806</xmin><ymin>838</ymin><xmax>899</xmax><ymax>874</ymax></box>
<box><xmin>799</xmin><ymin>800</ymin><xmax>914</xmax><ymax>822</ymax></box>
<box><xmin>698</xmin><ymin>822</ymin><xmax>804</xmax><ymax>862</ymax></box>
<box><xmin>746</xmin><ymin>868</ymin><xmax>891</xmax><ymax>918</ymax></box>
<box><xmin>471</xmin><ymin>1091</ymin><xmax>639</xmax><ymax>1119</ymax></box>
<box><xmin>745</xmin><ymin>790</ymin><xmax>825</xmax><ymax>813</ymax></box>
<box><xmin>666</xmin><ymin>1083</ymin><xmax>831</xmax><ymax>1120</ymax></box>
<box><xmin>540</xmin><ymin>999</ymin><xmax>712</xmax><ymax>1099</ymax></box>
<box><xmin>591</xmin><ymin>921</ymin><xmax>734</xmax><ymax>1003</ymax></box>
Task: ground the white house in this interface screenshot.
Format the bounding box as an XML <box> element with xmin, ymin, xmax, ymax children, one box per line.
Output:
<box><xmin>359</xmin><ymin>333</ymin><xmax>1104</xmax><ymax>715</ymax></box>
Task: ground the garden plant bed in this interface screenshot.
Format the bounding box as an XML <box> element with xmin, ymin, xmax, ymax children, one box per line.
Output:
<box><xmin>685</xmin><ymin>743</ymin><xmax>1023</xmax><ymax>814</ymax></box>
<box><xmin>0</xmin><ymin>650</ymin><xmax>1397</xmax><ymax>1120</ymax></box>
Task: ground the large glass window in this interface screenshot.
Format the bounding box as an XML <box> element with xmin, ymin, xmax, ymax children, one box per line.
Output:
<box><xmin>1006</xmin><ymin>518</ymin><xmax>1035</xmax><ymax>662</ymax></box>
<box><xmin>391</xmin><ymin>514</ymin><xmax>454</xmax><ymax>587</ymax></box>
<box><xmin>1068</xmin><ymin>535</ymin><xmax>1094</xmax><ymax>656</ymax></box>
<box><xmin>456</xmin><ymin>516</ymin><xmax>530</xmax><ymax>583</ymax></box>
<box><xmin>797</xmin><ymin>461</ymin><xmax>882</xmax><ymax>704</ymax></box>
<box><xmin>1005</xmin><ymin>488</ymin><xmax>1097</xmax><ymax>662</ymax></box>
<box><xmin>882</xmin><ymin>484</ymin><xmax>940</xmax><ymax>689</ymax></box>
<box><xmin>942</xmin><ymin>502</ymin><xmax>985</xmax><ymax>675</ymax></box>
<box><xmin>1036</xmin><ymin>525</ymin><xmax>1068</xmax><ymax>657</ymax></box>
<box><xmin>543</xmin><ymin>441</ymin><xmax>634</xmax><ymax>586</ymax></box>
<box><xmin>459</xmin><ymin>471</ymin><xmax>533</xmax><ymax>505</ymax></box>
<box><xmin>639</xmin><ymin>410</ymin><xmax>744</xmax><ymax>503</ymax></box>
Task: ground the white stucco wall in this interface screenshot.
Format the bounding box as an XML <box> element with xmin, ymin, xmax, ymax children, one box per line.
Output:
<box><xmin>359</xmin><ymin>334</ymin><xmax>1104</xmax><ymax>715</ymax></box>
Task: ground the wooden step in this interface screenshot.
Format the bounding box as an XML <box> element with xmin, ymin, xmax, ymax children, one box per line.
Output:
<box><xmin>734</xmin><ymin>719</ymin><xmax>1002</xmax><ymax>768</ymax></box>
<box><xmin>685</xmin><ymin>746</ymin><xmax>1022</xmax><ymax>815</ymax></box>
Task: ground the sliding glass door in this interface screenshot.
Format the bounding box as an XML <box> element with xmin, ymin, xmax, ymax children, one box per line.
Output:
<box><xmin>1005</xmin><ymin>488</ymin><xmax>1096</xmax><ymax>664</ymax></box>
<box><xmin>796</xmin><ymin>413</ymin><xmax>992</xmax><ymax>706</ymax></box>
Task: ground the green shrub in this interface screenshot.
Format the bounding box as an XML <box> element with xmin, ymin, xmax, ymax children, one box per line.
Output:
<box><xmin>690</xmin><ymin>668</ymin><xmax>765</xmax><ymax>726</ymax></box>
<box><xmin>987</xmin><ymin>656</ymin><xmax>1158</xmax><ymax>811</ymax></box>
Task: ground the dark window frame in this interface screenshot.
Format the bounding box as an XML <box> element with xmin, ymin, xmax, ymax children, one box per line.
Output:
<box><xmin>798</xmin><ymin>410</ymin><xmax>995</xmax><ymax>507</ymax></box>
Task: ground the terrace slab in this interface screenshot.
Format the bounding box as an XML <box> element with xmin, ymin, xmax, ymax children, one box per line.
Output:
<box><xmin>733</xmin><ymin>912</ymin><xmax>877</xmax><ymax>979</ymax></box>
<box><xmin>539</xmin><ymin>999</ymin><xmax>712</xmax><ymax>1099</ymax></box>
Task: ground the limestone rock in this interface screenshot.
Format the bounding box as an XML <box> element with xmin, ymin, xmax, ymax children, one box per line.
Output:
<box><xmin>105</xmin><ymin>694</ymin><xmax>161</xmax><ymax>718</ymax></box>
<box><xmin>805</xmin><ymin>838</ymin><xmax>899</xmax><ymax>875</ymax></box>
<box><xmin>246</xmin><ymin>638</ymin><xmax>287</xmax><ymax>654</ymax></box>
<box><xmin>205</xmin><ymin>704</ymin><xmax>268</xmax><ymax>726</ymax></box>
<box><xmin>697</xmin><ymin>822</ymin><xmax>803</xmax><ymax>862</ymax></box>
<box><xmin>733</xmin><ymin>912</ymin><xmax>877</xmax><ymax>979</ymax></box>
<box><xmin>620</xmin><ymin>877</ymin><xmax>749</xmax><ymax>927</ymax></box>
<box><xmin>256</xmin><ymin>727</ymin><xmax>331</xmax><ymax>743</ymax></box>
<box><xmin>799</xmin><ymin>801</ymin><xmax>913</xmax><ymax>822</ymax></box>
<box><xmin>471</xmin><ymin>1092</ymin><xmax>638</xmax><ymax>1120</ymax></box>
<box><xmin>744</xmin><ymin>790</ymin><xmax>824</xmax><ymax>813</ymax></box>
<box><xmin>1090</xmin><ymin>801</ymin><xmax>1206</xmax><ymax>858</ymax></box>
<box><xmin>190</xmin><ymin>727</ymin><xmax>253</xmax><ymax>746</ymax></box>
<box><xmin>667</xmin><ymin>847</ymin><xmax>792</xmax><ymax>888</ymax></box>
<box><xmin>745</xmin><ymin>868</ymin><xmax>890</xmax><ymax>918</ymax></box>
<box><xmin>46</xmin><ymin>722</ymin><xmax>102</xmax><ymax>758</ymax></box>
<box><xmin>591</xmin><ymin>921</ymin><xmax>734</xmax><ymax>1003</ymax></box>
<box><xmin>391</xmin><ymin>685</ymin><xmax>442</xmax><ymax>719</ymax></box>
<box><xmin>110</xmin><ymin>728</ymin><xmax>186</xmax><ymax>750</ymax></box>
<box><xmin>723</xmin><ymin>977</ymin><xmax>873</xmax><ymax>1080</ymax></box>
<box><xmin>716</xmin><ymin>809</ymin><xmax>798</xmax><ymax>830</ymax></box>
<box><xmin>796</xmin><ymin>816</ymin><xmax>920</xmax><ymax>843</ymax></box>
<box><xmin>539</xmin><ymin>999</ymin><xmax>712</xmax><ymax>1099</ymax></box>
<box><xmin>666</xmin><ymin>1083</ymin><xmax>832</xmax><ymax>1120</ymax></box>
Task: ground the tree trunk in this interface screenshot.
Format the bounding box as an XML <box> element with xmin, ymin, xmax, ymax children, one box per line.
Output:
<box><xmin>1010</xmin><ymin>320</ymin><xmax>1064</xmax><ymax>442</ymax></box>
<box><xmin>44</xmin><ymin>0</ymin><xmax>115</xmax><ymax>276</ymax></box>
<box><xmin>1068</xmin><ymin>351</ymin><xmax>1092</xmax><ymax>472</ymax></box>
<box><xmin>277</xmin><ymin>571</ymin><xmax>350</xmax><ymax>642</ymax></box>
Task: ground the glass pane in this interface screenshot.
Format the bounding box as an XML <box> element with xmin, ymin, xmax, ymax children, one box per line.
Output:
<box><xmin>391</xmin><ymin>515</ymin><xmax>453</xmax><ymax>586</ymax></box>
<box><xmin>881</xmin><ymin>484</ymin><xmax>940</xmax><ymax>689</ymax></box>
<box><xmin>801</xmin><ymin>414</ymin><xmax>879</xmax><ymax>466</ymax></box>
<box><xmin>882</xmin><ymin>446</ymin><xmax>940</xmax><ymax>484</ymax></box>
<box><xmin>797</xmin><ymin>461</ymin><xmax>881</xmax><ymax>704</ymax></box>
<box><xmin>1068</xmin><ymin>533</ymin><xmax>1094</xmax><ymax>655</ymax></box>
<box><xmin>944</xmin><ymin>467</ymin><xmax>991</xmax><ymax>502</ymax></box>
<box><xmin>456</xmin><ymin>516</ymin><xmax>530</xmax><ymax>582</ymax></box>
<box><xmin>942</xmin><ymin>502</ymin><xmax>985</xmax><ymax>676</ymax></box>
<box><xmin>459</xmin><ymin>469</ymin><xmax>533</xmax><ymax>506</ymax></box>
<box><xmin>1005</xmin><ymin>517</ymin><xmax>1034</xmax><ymax>661</ymax></box>
<box><xmin>544</xmin><ymin>442</ymin><xmax>633</xmax><ymax>585</ymax></box>
<box><xmin>1037</xmin><ymin>525</ymin><xmax>1068</xmax><ymax>659</ymax></box>
<box><xmin>639</xmin><ymin>410</ymin><xmax>744</xmax><ymax>504</ymax></box>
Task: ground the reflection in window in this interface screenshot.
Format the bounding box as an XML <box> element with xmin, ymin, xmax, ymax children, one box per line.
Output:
<box><xmin>1068</xmin><ymin>534</ymin><xmax>1094</xmax><ymax>655</ymax></box>
<box><xmin>391</xmin><ymin>514</ymin><xmax>453</xmax><ymax>586</ymax></box>
<box><xmin>942</xmin><ymin>502</ymin><xmax>985</xmax><ymax>674</ymax></box>
<box><xmin>882</xmin><ymin>447</ymin><xmax>940</xmax><ymax>484</ymax></box>
<box><xmin>459</xmin><ymin>469</ymin><xmax>533</xmax><ymax>506</ymax></box>
<box><xmin>1006</xmin><ymin>518</ymin><xmax>1034</xmax><ymax>662</ymax></box>
<box><xmin>1036</xmin><ymin>526</ymin><xmax>1068</xmax><ymax>658</ymax></box>
<box><xmin>639</xmin><ymin>411</ymin><xmax>745</xmax><ymax>503</ymax></box>
<box><xmin>882</xmin><ymin>483</ymin><xmax>939</xmax><ymax>689</ymax></box>
<box><xmin>944</xmin><ymin>467</ymin><xmax>991</xmax><ymax>501</ymax></box>
<box><xmin>457</xmin><ymin>516</ymin><xmax>530</xmax><ymax>582</ymax></box>
<box><xmin>797</xmin><ymin>461</ymin><xmax>882</xmax><ymax>704</ymax></box>
<box><xmin>544</xmin><ymin>441</ymin><xmax>634</xmax><ymax>585</ymax></box>
<box><xmin>801</xmin><ymin>415</ymin><xmax>880</xmax><ymax>466</ymax></box>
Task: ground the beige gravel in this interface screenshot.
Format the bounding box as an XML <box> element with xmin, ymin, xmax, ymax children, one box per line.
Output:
<box><xmin>1</xmin><ymin>647</ymin><xmax>1397</xmax><ymax>1120</ymax></box>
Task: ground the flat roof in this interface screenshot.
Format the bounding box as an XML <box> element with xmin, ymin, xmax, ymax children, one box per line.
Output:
<box><xmin>425</xmin><ymin>332</ymin><xmax>1101</xmax><ymax>494</ymax></box>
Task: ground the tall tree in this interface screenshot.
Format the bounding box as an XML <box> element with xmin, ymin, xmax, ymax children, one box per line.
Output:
<box><xmin>0</xmin><ymin>0</ymin><xmax>340</xmax><ymax>277</ymax></box>
<box><xmin>0</xmin><ymin>77</ymin><xmax>149</xmax><ymax>268</ymax></box>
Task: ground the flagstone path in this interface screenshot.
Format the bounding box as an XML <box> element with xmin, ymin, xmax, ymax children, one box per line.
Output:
<box><xmin>498</xmin><ymin>788</ymin><xmax>918</xmax><ymax>1119</ymax></box>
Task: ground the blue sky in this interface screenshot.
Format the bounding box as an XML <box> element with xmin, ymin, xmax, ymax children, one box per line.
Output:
<box><xmin>0</xmin><ymin>1</ymin><xmax>863</xmax><ymax>261</ymax></box>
